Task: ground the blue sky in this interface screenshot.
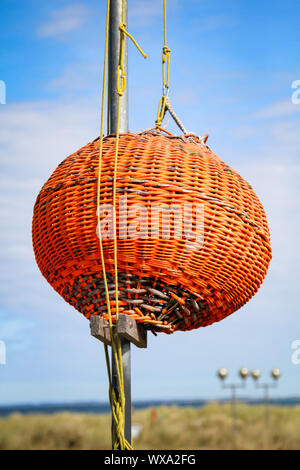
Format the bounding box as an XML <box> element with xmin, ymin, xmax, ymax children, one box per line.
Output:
<box><xmin>0</xmin><ymin>0</ymin><xmax>300</xmax><ymax>405</ymax></box>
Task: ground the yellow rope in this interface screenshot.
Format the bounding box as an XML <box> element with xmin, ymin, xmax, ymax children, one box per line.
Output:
<box><xmin>156</xmin><ymin>0</ymin><xmax>171</xmax><ymax>126</ymax></box>
<box><xmin>119</xmin><ymin>23</ymin><xmax>147</xmax><ymax>59</ymax></box>
<box><xmin>97</xmin><ymin>0</ymin><xmax>125</xmax><ymax>450</ymax></box>
<box><xmin>162</xmin><ymin>0</ymin><xmax>170</xmax><ymax>93</ymax></box>
<box><xmin>97</xmin><ymin>0</ymin><xmax>146</xmax><ymax>451</ymax></box>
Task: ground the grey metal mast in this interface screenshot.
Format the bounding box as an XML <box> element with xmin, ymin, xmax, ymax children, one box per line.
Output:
<box><xmin>90</xmin><ymin>0</ymin><xmax>147</xmax><ymax>450</ymax></box>
<box><xmin>108</xmin><ymin>0</ymin><xmax>131</xmax><ymax>447</ymax></box>
<box><xmin>108</xmin><ymin>0</ymin><xmax>128</xmax><ymax>134</ymax></box>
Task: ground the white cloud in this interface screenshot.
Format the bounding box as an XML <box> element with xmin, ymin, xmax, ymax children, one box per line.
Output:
<box><xmin>0</xmin><ymin>99</ymin><xmax>99</xmax><ymax>178</ymax></box>
<box><xmin>238</xmin><ymin>156</ymin><xmax>300</xmax><ymax>275</ymax></box>
<box><xmin>227</xmin><ymin>113</ymin><xmax>300</xmax><ymax>299</ymax></box>
<box><xmin>252</xmin><ymin>99</ymin><xmax>300</xmax><ymax>119</ymax></box>
<box><xmin>0</xmin><ymin>98</ymin><xmax>99</xmax><ymax>319</ymax></box>
<box><xmin>46</xmin><ymin>62</ymin><xmax>100</xmax><ymax>93</ymax></box>
<box><xmin>37</xmin><ymin>4</ymin><xmax>90</xmax><ymax>38</ymax></box>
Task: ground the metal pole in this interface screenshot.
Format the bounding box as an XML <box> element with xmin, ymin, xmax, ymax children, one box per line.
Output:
<box><xmin>108</xmin><ymin>0</ymin><xmax>128</xmax><ymax>133</ymax></box>
<box><xmin>231</xmin><ymin>385</ymin><xmax>237</xmax><ymax>434</ymax></box>
<box><xmin>121</xmin><ymin>337</ymin><xmax>131</xmax><ymax>442</ymax></box>
<box><xmin>108</xmin><ymin>0</ymin><xmax>131</xmax><ymax>448</ymax></box>
<box><xmin>264</xmin><ymin>385</ymin><xmax>270</xmax><ymax>430</ymax></box>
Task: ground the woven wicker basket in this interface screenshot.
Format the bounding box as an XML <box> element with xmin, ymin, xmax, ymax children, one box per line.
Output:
<box><xmin>32</xmin><ymin>129</ymin><xmax>271</xmax><ymax>333</ymax></box>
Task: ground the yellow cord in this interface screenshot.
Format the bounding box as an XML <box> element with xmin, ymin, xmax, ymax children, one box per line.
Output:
<box><xmin>156</xmin><ymin>0</ymin><xmax>171</xmax><ymax>126</ymax></box>
<box><xmin>162</xmin><ymin>0</ymin><xmax>170</xmax><ymax>93</ymax></box>
<box><xmin>97</xmin><ymin>0</ymin><xmax>146</xmax><ymax>451</ymax></box>
<box><xmin>119</xmin><ymin>23</ymin><xmax>147</xmax><ymax>59</ymax></box>
<box><xmin>97</xmin><ymin>0</ymin><xmax>126</xmax><ymax>450</ymax></box>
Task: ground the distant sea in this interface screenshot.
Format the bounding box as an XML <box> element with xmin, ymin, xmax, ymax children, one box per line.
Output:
<box><xmin>0</xmin><ymin>397</ymin><xmax>299</xmax><ymax>417</ymax></box>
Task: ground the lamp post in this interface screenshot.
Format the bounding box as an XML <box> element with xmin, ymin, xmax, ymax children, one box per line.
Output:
<box><xmin>218</xmin><ymin>367</ymin><xmax>249</xmax><ymax>433</ymax></box>
<box><xmin>251</xmin><ymin>368</ymin><xmax>281</xmax><ymax>429</ymax></box>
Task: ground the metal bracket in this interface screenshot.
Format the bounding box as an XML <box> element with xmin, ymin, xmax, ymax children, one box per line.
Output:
<box><xmin>90</xmin><ymin>315</ymin><xmax>112</xmax><ymax>346</ymax></box>
<box><xmin>90</xmin><ymin>314</ymin><xmax>147</xmax><ymax>348</ymax></box>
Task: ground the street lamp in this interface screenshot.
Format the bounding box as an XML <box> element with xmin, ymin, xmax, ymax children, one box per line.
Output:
<box><xmin>218</xmin><ymin>368</ymin><xmax>228</xmax><ymax>380</ymax></box>
<box><xmin>251</xmin><ymin>368</ymin><xmax>281</xmax><ymax>429</ymax></box>
<box><xmin>217</xmin><ymin>367</ymin><xmax>249</xmax><ymax>432</ymax></box>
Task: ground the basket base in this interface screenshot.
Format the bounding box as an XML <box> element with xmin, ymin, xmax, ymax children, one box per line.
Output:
<box><xmin>63</xmin><ymin>272</ymin><xmax>210</xmax><ymax>333</ymax></box>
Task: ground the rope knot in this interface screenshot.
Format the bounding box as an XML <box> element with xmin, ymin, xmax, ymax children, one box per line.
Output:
<box><xmin>162</xmin><ymin>46</ymin><xmax>171</xmax><ymax>65</ymax></box>
<box><xmin>119</xmin><ymin>22</ymin><xmax>127</xmax><ymax>32</ymax></box>
<box><xmin>118</xmin><ymin>23</ymin><xmax>147</xmax><ymax>59</ymax></box>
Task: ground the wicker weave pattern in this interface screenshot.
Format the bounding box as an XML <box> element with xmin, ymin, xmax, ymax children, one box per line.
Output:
<box><xmin>32</xmin><ymin>131</ymin><xmax>271</xmax><ymax>332</ymax></box>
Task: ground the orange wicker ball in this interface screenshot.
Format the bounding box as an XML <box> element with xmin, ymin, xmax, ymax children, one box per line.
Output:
<box><xmin>32</xmin><ymin>130</ymin><xmax>271</xmax><ymax>333</ymax></box>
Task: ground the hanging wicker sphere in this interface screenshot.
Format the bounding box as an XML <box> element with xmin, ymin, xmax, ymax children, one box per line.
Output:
<box><xmin>32</xmin><ymin>129</ymin><xmax>271</xmax><ymax>333</ymax></box>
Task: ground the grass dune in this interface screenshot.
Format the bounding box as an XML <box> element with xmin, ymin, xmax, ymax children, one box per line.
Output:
<box><xmin>0</xmin><ymin>403</ymin><xmax>300</xmax><ymax>450</ymax></box>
